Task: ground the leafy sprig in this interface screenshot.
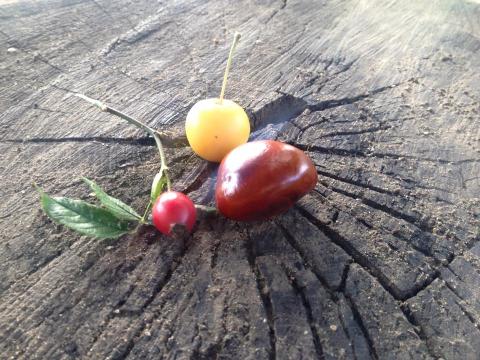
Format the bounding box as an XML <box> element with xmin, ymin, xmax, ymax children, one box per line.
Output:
<box><xmin>36</xmin><ymin>179</ymin><xmax>139</xmax><ymax>239</ymax></box>
<box><xmin>83</xmin><ymin>177</ymin><xmax>141</xmax><ymax>221</ymax></box>
<box><xmin>37</xmin><ymin>94</ymin><xmax>174</xmax><ymax>239</ymax></box>
<box><xmin>37</xmin><ymin>96</ymin><xmax>216</xmax><ymax>239</ymax></box>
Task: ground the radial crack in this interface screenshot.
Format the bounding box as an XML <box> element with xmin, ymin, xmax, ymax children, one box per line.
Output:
<box><xmin>308</xmin><ymin>84</ymin><xmax>398</xmax><ymax>112</ymax></box>
<box><xmin>316</xmin><ymin>169</ymin><xmax>399</xmax><ymax>196</ymax></box>
<box><xmin>276</xmin><ymin>222</ymin><xmax>334</xmax><ymax>292</ymax></box>
<box><xmin>400</xmin><ymin>303</ymin><xmax>438</xmax><ymax>358</ymax></box>
<box><xmin>321</xmin><ymin>184</ymin><xmax>440</xmax><ymax>260</ymax></box>
<box><xmin>295</xmin><ymin>204</ymin><xmax>440</xmax><ymax>301</ymax></box>
<box><xmin>94</xmin><ymin>229</ymin><xmax>194</xmax><ymax>359</ymax></box>
<box><xmin>284</xmin><ymin>267</ymin><xmax>324</xmax><ymax>360</ymax></box>
<box><xmin>182</xmin><ymin>162</ymin><xmax>217</xmax><ymax>195</ymax></box>
<box><xmin>2</xmin><ymin>134</ymin><xmax>187</xmax><ymax>148</ymax></box>
<box><xmin>251</xmin><ymin>84</ymin><xmax>398</xmax><ymax>137</ymax></box>
<box><xmin>442</xmin><ymin>279</ymin><xmax>480</xmax><ymax>330</ymax></box>
<box><xmin>245</xmin><ymin>229</ymin><xmax>276</xmax><ymax>360</ymax></box>
<box><xmin>344</xmin><ymin>297</ymin><xmax>379</xmax><ymax>360</ymax></box>
<box><xmin>2</xmin><ymin>136</ymin><xmax>154</xmax><ymax>146</ymax></box>
<box><xmin>251</xmin><ymin>93</ymin><xmax>308</xmax><ymax>130</ymax></box>
<box><xmin>315</xmin><ymin>125</ymin><xmax>390</xmax><ymax>139</ymax></box>
<box><xmin>292</xmin><ymin>142</ymin><xmax>478</xmax><ymax>165</ymax></box>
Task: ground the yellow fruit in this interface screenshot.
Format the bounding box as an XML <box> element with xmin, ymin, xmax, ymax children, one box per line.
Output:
<box><xmin>185</xmin><ymin>98</ymin><xmax>250</xmax><ymax>162</ymax></box>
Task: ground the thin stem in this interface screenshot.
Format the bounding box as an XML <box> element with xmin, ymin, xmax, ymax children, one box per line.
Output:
<box><xmin>194</xmin><ymin>204</ymin><xmax>218</xmax><ymax>214</ymax></box>
<box><xmin>152</xmin><ymin>133</ymin><xmax>171</xmax><ymax>191</ymax></box>
<box><xmin>75</xmin><ymin>94</ymin><xmax>157</xmax><ymax>135</ymax></box>
<box><xmin>77</xmin><ymin>94</ymin><xmax>187</xmax><ymax>147</ymax></box>
<box><xmin>140</xmin><ymin>200</ymin><xmax>153</xmax><ymax>224</ymax></box>
<box><xmin>75</xmin><ymin>93</ymin><xmax>172</xmax><ymax>214</ymax></box>
<box><xmin>219</xmin><ymin>32</ymin><xmax>241</xmax><ymax>104</ymax></box>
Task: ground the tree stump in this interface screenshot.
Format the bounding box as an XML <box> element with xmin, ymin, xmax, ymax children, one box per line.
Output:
<box><xmin>1</xmin><ymin>0</ymin><xmax>479</xmax><ymax>359</ymax></box>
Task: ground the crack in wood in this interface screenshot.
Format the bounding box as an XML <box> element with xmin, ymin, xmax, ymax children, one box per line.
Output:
<box><xmin>182</xmin><ymin>162</ymin><xmax>217</xmax><ymax>195</ymax></box>
<box><xmin>209</xmin><ymin>237</ymin><xmax>222</xmax><ymax>270</ymax></box>
<box><xmin>400</xmin><ymin>236</ymin><xmax>480</xmax><ymax>302</ymax></box>
<box><xmin>294</xmin><ymin>117</ymin><xmax>329</xmax><ymax>140</ymax></box>
<box><xmin>400</xmin><ymin>270</ymin><xmax>442</xmax><ymax>302</ymax></box>
<box><xmin>314</xmin><ymin>125</ymin><xmax>391</xmax><ymax>139</ymax></box>
<box><xmin>295</xmin><ymin>204</ymin><xmax>441</xmax><ymax>301</ymax></box>
<box><xmin>208</xmin><ymin>296</ymin><xmax>229</xmax><ymax>359</ymax></box>
<box><xmin>88</xmin><ymin>0</ymin><xmax>137</xmax><ymax>31</ymax></box>
<box><xmin>337</xmin><ymin>262</ymin><xmax>351</xmax><ymax>293</ymax></box>
<box><xmin>3</xmin><ymin>236</ymin><xmax>104</xmax><ymax>298</ymax></box>
<box><xmin>387</xmin><ymin>173</ymin><xmax>457</xmax><ymax>195</ymax></box>
<box><xmin>321</xmin><ymin>183</ymin><xmax>441</xmax><ymax>260</ymax></box>
<box><xmin>275</xmin><ymin>222</ymin><xmax>337</xmax><ymax>294</ymax></box>
<box><xmin>371</xmin><ymin>153</ymin><xmax>480</xmax><ymax>165</ymax></box>
<box><xmin>295</xmin><ymin>143</ymin><xmax>479</xmax><ymax>165</ymax></box>
<box><xmin>0</xmin><ymin>135</ymin><xmax>188</xmax><ymax>148</ymax></box>
<box><xmin>316</xmin><ymin>170</ymin><xmax>399</xmax><ymax>196</ymax></box>
<box><xmin>245</xmin><ymin>229</ymin><xmax>276</xmax><ymax>360</ymax></box>
<box><xmin>267</xmin><ymin>222</ymin><xmax>382</xmax><ymax>358</ymax></box>
<box><xmin>86</xmin><ymin>230</ymin><xmax>194</xmax><ymax>358</ymax></box>
<box><xmin>251</xmin><ymin>84</ymin><xmax>397</xmax><ymax>138</ymax></box>
<box><xmin>360</xmin><ymin>198</ymin><xmax>433</xmax><ymax>239</ymax></box>
<box><xmin>308</xmin><ymin>84</ymin><xmax>398</xmax><ymax>112</ymax></box>
<box><xmin>250</xmin><ymin>93</ymin><xmax>308</xmax><ymax>131</ymax></box>
<box><xmin>337</xmin><ymin>298</ymin><xmax>360</xmax><ymax>360</ymax></box>
<box><xmin>264</xmin><ymin>0</ymin><xmax>288</xmax><ymax>24</ymax></box>
<box><xmin>294</xmin><ymin>205</ymin><xmax>399</xmax><ymax>298</ymax></box>
<box><xmin>2</xmin><ymin>134</ymin><xmax>187</xmax><ymax>148</ymax></box>
<box><xmin>441</xmin><ymin>279</ymin><xmax>480</xmax><ymax>330</ymax></box>
<box><xmin>1</xmin><ymin>136</ymin><xmax>155</xmax><ymax>146</ymax></box>
<box><xmin>6</xmin><ymin>40</ymin><xmax>69</xmax><ymax>76</ymax></box>
<box><xmin>399</xmin><ymin>303</ymin><xmax>438</xmax><ymax>358</ymax></box>
<box><xmin>283</xmin><ymin>267</ymin><xmax>325</xmax><ymax>360</ymax></box>
<box><xmin>294</xmin><ymin>143</ymin><xmax>366</xmax><ymax>158</ymax></box>
<box><xmin>302</xmin><ymin>58</ymin><xmax>360</xmax><ymax>97</ymax></box>
<box><xmin>101</xmin><ymin>12</ymin><xmax>175</xmax><ymax>56</ymax></box>
<box><xmin>129</xmin><ymin>229</ymin><xmax>194</xmax><ymax>315</ymax></box>
<box><xmin>344</xmin><ymin>296</ymin><xmax>379</xmax><ymax>360</ymax></box>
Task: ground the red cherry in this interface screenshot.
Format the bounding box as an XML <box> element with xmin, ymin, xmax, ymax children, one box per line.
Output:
<box><xmin>152</xmin><ymin>191</ymin><xmax>196</xmax><ymax>235</ymax></box>
<box><xmin>215</xmin><ymin>140</ymin><xmax>317</xmax><ymax>221</ymax></box>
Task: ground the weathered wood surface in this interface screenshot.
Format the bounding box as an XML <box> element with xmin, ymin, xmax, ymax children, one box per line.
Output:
<box><xmin>0</xmin><ymin>0</ymin><xmax>479</xmax><ymax>358</ymax></box>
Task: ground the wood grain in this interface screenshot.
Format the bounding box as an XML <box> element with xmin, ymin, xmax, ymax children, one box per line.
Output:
<box><xmin>0</xmin><ymin>0</ymin><xmax>479</xmax><ymax>358</ymax></box>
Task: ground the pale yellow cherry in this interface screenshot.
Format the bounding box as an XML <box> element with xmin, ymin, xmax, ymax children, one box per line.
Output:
<box><xmin>185</xmin><ymin>98</ymin><xmax>249</xmax><ymax>162</ymax></box>
<box><xmin>185</xmin><ymin>33</ymin><xmax>250</xmax><ymax>162</ymax></box>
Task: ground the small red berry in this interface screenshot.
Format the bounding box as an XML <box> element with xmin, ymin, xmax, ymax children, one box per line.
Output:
<box><xmin>152</xmin><ymin>191</ymin><xmax>196</xmax><ymax>235</ymax></box>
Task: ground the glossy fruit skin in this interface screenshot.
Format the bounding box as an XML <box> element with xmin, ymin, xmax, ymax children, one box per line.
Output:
<box><xmin>215</xmin><ymin>140</ymin><xmax>318</xmax><ymax>221</ymax></box>
<box><xmin>152</xmin><ymin>191</ymin><xmax>196</xmax><ymax>235</ymax></box>
<box><xmin>185</xmin><ymin>98</ymin><xmax>250</xmax><ymax>162</ymax></box>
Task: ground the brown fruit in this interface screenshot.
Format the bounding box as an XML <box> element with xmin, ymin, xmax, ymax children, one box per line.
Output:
<box><xmin>215</xmin><ymin>140</ymin><xmax>318</xmax><ymax>221</ymax></box>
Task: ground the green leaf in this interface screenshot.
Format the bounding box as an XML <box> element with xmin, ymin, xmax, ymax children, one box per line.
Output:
<box><xmin>150</xmin><ymin>170</ymin><xmax>168</xmax><ymax>202</ymax></box>
<box><xmin>40</xmin><ymin>190</ymin><xmax>131</xmax><ymax>239</ymax></box>
<box><xmin>83</xmin><ymin>178</ymin><xmax>141</xmax><ymax>221</ymax></box>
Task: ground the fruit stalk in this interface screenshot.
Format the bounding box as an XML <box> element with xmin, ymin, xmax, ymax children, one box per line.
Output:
<box><xmin>74</xmin><ymin>93</ymin><xmax>171</xmax><ymax>191</ymax></box>
<box><xmin>194</xmin><ymin>204</ymin><xmax>217</xmax><ymax>213</ymax></box>
<box><xmin>219</xmin><ymin>32</ymin><xmax>241</xmax><ymax>104</ymax></box>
